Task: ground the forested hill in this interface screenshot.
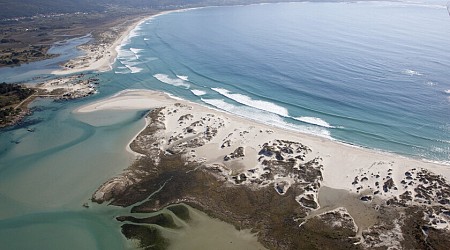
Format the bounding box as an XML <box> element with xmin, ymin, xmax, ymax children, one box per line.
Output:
<box><xmin>0</xmin><ymin>0</ymin><xmax>308</xmax><ymax>19</ymax></box>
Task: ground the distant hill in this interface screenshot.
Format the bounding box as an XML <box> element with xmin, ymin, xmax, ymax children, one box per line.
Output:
<box><xmin>0</xmin><ymin>0</ymin><xmax>305</xmax><ymax>19</ymax></box>
<box><xmin>0</xmin><ymin>0</ymin><xmax>206</xmax><ymax>19</ymax></box>
<box><xmin>0</xmin><ymin>0</ymin><xmax>105</xmax><ymax>19</ymax></box>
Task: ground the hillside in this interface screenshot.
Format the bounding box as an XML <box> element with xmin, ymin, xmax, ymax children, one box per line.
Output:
<box><xmin>0</xmin><ymin>0</ymin><xmax>305</xmax><ymax>19</ymax></box>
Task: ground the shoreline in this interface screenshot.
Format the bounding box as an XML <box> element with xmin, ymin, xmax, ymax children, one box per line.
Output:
<box><xmin>77</xmin><ymin>89</ymin><xmax>450</xmax><ymax>170</ymax></box>
<box><xmin>50</xmin><ymin>15</ymin><xmax>152</xmax><ymax>75</ymax></box>
<box><xmin>79</xmin><ymin>89</ymin><xmax>450</xmax><ymax>192</ymax></box>
<box><xmin>85</xmin><ymin>89</ymin><xmax>450</xmax><ymax>249</ymax></box>
<box><xmin>49</xmin><ymin>8</ymin><xmax>201</xmax><ymax>76</ymax></box>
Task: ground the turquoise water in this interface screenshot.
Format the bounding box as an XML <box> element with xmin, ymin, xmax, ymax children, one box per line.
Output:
<box><xmin>111</xmin><ymin>1</ymin><xmax>450</xmax><ymax>163</ymax></box>
<box><xmin>0</xmin><ymin>35</ymin><xmax>91</xmax><ymax>83</ymax></box>
<box><xmin>1</xmin><ymin>1</ymin><xmax>450</xmax><ymax>249</ymax></box>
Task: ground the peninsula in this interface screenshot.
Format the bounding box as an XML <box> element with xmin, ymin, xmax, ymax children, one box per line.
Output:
<box><xmin>80</xmin><ymin>89</ymin><xmax>450</xmax><ymax>249</ymax></box>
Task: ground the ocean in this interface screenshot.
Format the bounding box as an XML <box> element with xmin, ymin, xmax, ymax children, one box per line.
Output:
<box><xmin>0</xmin><ymin>1</ymin><xmax>449</xmax><ymax>249</ymax></box>
<box><xmin>115</xmin><ymin>1</ymin><xmax>450</xmax><ymax>163</ymax></box>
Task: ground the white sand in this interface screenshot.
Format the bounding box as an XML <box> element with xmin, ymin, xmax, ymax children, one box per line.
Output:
<box><xmin>51</xmin><ymin>16</ymin><xmax>149</xmax><ymax>75</ymax></box>
<box><xmin>51</xmin><ymin>9</ymin><xmax>198</xmax><ymax>76</ymax></box>
<box><xmin>77</xmin><ymin>89</ymin><xmax>450</xmax><ymax>200</ymax></box>
<box><xmin>33</xmin><ymin>75</ymin><xmax>96</xmax><ymax>95</ymax></box>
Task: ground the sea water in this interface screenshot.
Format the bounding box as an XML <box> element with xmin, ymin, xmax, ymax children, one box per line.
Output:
<box><xmin>0</xmin><ymin>1</ymin><xmax>450</xmax><ymax>249</ymax></box>
<box><xmin>116</xmin><ymin>1</ymin><xmax>450</xmax><ymax>163</ymax></box>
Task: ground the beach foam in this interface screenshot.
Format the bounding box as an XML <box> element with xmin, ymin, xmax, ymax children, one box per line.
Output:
<box><xmin>176</xmin><ymin>75</ymin><xmax>189</xmax><ymax>81</ymax></box>
<box><xmin>154</xmin><ymin>74</ymin><xmax>190</xmax><ymax>88</ymax></box>
<box><xmin>129</xmin><ymin>48</ymin><xmax>144</xmax><ymax>59</ymax></box>
<box><xmin>201</xmin><ymin>98</ymin><xmax>331</xmax><ymax>138</ymax></box>
<box><xmin>211</xmin><ymin>87</ymin><xmax>289</xmax><ymax>117</ymax></box>
<box><xmin>116</xmin><ymin>47</ymin><xmax>143</xmax><ymax>73</ymax></box>
<box><xmin>294</xmin><ymin>116</ymin><xmax>334</xmax><ymax>128</ymax></box>
<box><xmin>191</xmin><ymin>89</ymin><xmax>207</xmax><ymax>96</ymax></box>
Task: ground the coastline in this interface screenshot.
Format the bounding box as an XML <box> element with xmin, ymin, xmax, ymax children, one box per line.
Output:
<box><xmin>49</xmin><ymin>8</ymin><xmax>201</xmax><ymax>76</ymax></box>
<box><xmin>50</xmin><ymin>15</ymin><xmax>151</xmax><ymax>75</ymax></box>
<box><xmin>83</xmin><ymin>89</ymin><xmax>450</xmax><ymax>249</ymax></box>
<box><xmin>63</xmin><ymin>4</ymin><xmax>450</xmax><ymax>248</ymax></box>
<box><xmin>77</xmin><ymin>89</ymin><xmax>450</xmax><ymax>189</ymax></box>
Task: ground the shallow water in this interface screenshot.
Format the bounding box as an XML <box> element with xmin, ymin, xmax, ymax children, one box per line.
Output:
<box><xmin>0</xmin><ymin>35</ymin><xmax>91</xmax><ymax>83</ymax></box>
<box><xmin>163</xmin><ymin>205</ymin><xmax>266</xmax><ymax>250</ymax></box>
<box><xmin>312</xmin><ymin>186</ymin><xmax>379</xmax><ymax>235</ymax></box>
<box><xmin>0</xmin><ymin>98</ymin><xmax>145</xmax><ymax>249</ymax></box>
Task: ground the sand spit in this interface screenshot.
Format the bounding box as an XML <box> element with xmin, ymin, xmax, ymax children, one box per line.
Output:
<box><xmin>51</xmin><ymin>15</ymin><xmax>148</xmax><ymax>75</ymax></box>
<box><xmin>51</xmin><ymin>9</ymin><xmax>193</xmax><ymax>76</ymax></box>
<box><xmin>84</xmin><ymin>89</ymin><xmax>450</xmax><ymax>249</ymax></box>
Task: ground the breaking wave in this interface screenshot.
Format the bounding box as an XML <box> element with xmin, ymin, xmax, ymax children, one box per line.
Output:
<box><xmin>176</xmin><ymin>75</ymin><xmax>189</xmax><ymax>81</ymax></box>
<box><xmin>153</xmin><ymin>74</ymin><xmax>190</xmax><ymax>88</ymax></box>
<box><xmin>191</xmin><ymin>89</ymin><xmax>207</xmax><ymax>96</ymax></box>
<box><xmin>201</xmin><ymin>98</ymin><xmax>331</xmax><ymax>138</ymax></box>
<box><xmin>294</xmin><ymin>116</ymin><xmax>334</xmax><ymax>128</ymax></box>
<box><xmin>211</xmin><ymin>87</ymin><xmax>289</xmax><ymax>117</ymax></box>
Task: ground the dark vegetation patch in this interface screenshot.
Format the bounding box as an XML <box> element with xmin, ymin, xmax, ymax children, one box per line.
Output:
<box><xmin>0</xmin><ymin>82</ymin><xmax>35</xmax><ymax>127</ymax></box>
<box><xmin>121</xmin><ymin>224</ymin><xmax>169</xmax><ymax>250</ymax></box>
<box><xmin>117</xmin><ymin>213</ymin><xmax>179</xmax><ymax>229</ymax></box>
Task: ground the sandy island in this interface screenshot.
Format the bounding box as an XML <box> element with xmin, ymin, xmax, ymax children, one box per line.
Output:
<box><xmin>78</xmin><ymin>89</ymin><xmax>450</xmax><ymax>249</ymax></box>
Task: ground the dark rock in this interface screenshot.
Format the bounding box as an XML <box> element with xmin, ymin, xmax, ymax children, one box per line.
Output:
<box><xmin>383</xmin><ymin>179</ymin><xmax>395</xmax><ymax>193</ymax></box>
<box><xmin>299</xmin><ymin>196</ymin><xmax>318</xmax><ymax>209</ymax></box>
<box><xmin>258</xmin><ymin>146</ymin><xmax>274</xmax><ymax>157</ymax></box>
<box><xmin>360</xmin><ymin>195</ymin><xmax>372</xmax><ymax>202</ymax></box>
<box><xmin>275</xmin><ymin>152</ymin><xmax>284</xmax><ymax>161</ymax></box>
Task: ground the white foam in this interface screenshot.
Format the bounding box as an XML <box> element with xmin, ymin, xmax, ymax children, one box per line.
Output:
<box><xmin>129</xmin><ymin>48</ymin><xmax>144</xmax><ymax>54</ymax></box>
<box><xmin>294</xmin><ymin>116</ymin><xmax>334</xmax><ymax>128</ymax></box>
<box><xmin>402</xmin><ymin>69</ymin><xmax>423</xmax><ymax>76</ymax></box>
<box><xmin>201</xmin><ymin>98</ymin><xmax>331</xmax><ymax>138</ymax></box>
<box><xmin>144</xmin><ymin>38</ymin><xmax>149</xmax><ymax>41</ymax></box>
<box><xmin>153</xmin><ymin>74</ymin><xmax>190</xmax><ymax>88</ymax></box>
<box><xmin>444</xmin><ymin>89</ymin><xmax>450</xmax><ymax>94</ymax></box>
<box><xmin>211</xmin><ymin>87</ymin><xmax>289</xmax><ymax>117</ymax></box>
<box><xmin>115</xmin><ymin>46</ymin><xmax>146</xmax><ymax>74</ymax></box>
<box><xmin>129</xmin><ymin>48</ymin><xmax>144</xmax><ymax>59</ymax></box>
<box><xmin>176</xmin><ymin>75</ymin><xmax>189</xmax><ymax>81</ymax></box>
<box><xmin>166</xmin><ymin>93</ymin><xmax>183</xmax><ymax>101</ymax></box>
<box><xmin>191</xmin><ymin>89</ymin><xmax>207</xmax><ymax>96</ymax></box>
<box><xmin>125</xmin><ymin>65</ymin><xmax>143</xmax><ymax>74</ymax></box>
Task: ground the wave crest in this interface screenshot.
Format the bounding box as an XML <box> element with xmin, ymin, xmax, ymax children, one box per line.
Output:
<box><xmin>294</xmin><ymin>116</ymin><xmax>334</xmax><ymax>128</ymax></box>
<box><xmin>201</xmin><ymin>98</ymin><xmax>331</xmax><ymax>138</ymax></box>
<box><xmin>153</xmin><ymin>74</ymin><xmax>190</xmax><ymax>88</ymax></box>
<box><xmin>191</xmin><ymin>89</ymin><xmax>207</xmax><ymax>96</ymax></box>
<box><xmin>211</xmin><ymin>87</ymin><xmax>289</xmax><ymax>117</ymax></box>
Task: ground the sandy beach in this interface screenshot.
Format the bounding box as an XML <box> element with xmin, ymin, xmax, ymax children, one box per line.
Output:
<box><xmin>79</xmin><ymin>89</ymin><xmax>450</xmax><ymax>250</ymax></box>
<box><xmin>50</xmin><ymin>9</ymin><xmax>197</xmax><ymax>76</ymax></box>
<box><xmin>50</xmin><ymin>15</ymin><xmax>150</xmax><ymax>76</ymax></box>
<box><xmin>77</xmin><ymin>89</ymin><xmax>450</xmax><ymax>193</ymax></box>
